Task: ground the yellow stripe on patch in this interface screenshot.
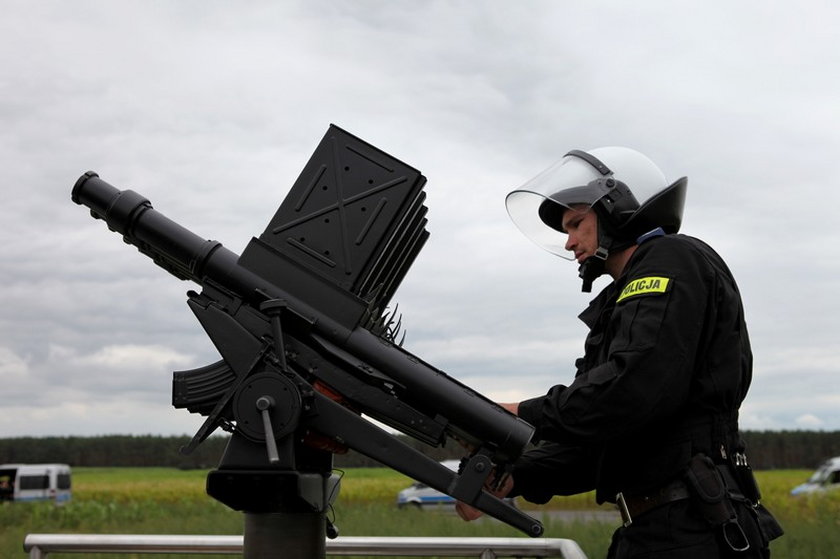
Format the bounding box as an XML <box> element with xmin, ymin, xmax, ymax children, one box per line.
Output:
<box><xmin>617</xmin><ymin>276</ymin><xmax>671</xmax><ymax>303</ymax></box>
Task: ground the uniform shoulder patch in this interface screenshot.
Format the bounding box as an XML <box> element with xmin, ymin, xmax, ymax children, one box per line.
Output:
<box><xmin>616</xmin><ymin>276</ymin><xmax>672</xmax><ymax>303</ymax></box>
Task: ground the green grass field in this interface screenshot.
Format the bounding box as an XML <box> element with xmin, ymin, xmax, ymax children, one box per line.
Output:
<box><xmin>2</xmin><ymin>468</ymin><xmax>838</xmax><ymax>558</ymax></box>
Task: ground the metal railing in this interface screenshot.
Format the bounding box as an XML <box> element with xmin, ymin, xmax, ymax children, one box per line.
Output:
<box><xmin>24</xmin><ymin>534</ymin><xmax>587</xmax><ymax>559</ymax></box>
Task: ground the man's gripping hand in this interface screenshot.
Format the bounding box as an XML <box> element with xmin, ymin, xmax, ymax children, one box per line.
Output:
<box><xmin>455</xmin><ymin>472</ymin><xmax>515</xmax><ymax>521</ymax></box>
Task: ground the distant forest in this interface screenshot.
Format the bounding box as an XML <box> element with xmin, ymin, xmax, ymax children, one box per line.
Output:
<box><xmin>0</xmin><ymin>431</ymin><xmax>838</xmax><ymax>471</ymax></box>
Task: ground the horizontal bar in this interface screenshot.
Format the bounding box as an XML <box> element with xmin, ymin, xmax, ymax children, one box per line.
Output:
<box><xmin>24</xmin><ymin>534</ymin><xmax>587</xmax><ymax>559</ymax></box>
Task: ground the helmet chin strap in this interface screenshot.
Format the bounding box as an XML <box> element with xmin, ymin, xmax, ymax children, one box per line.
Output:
<box><xmin>578</xmin><ymin>217</ymin><xmax>613</xmax><ymax>292</ymax></box>
<box><xmin>578</xmin><ymin>246</ymin><xmax>608</xmax><ymax>293</ymax></box>
<box><xmin>577</xmin><ymin>215</ymin><xmax>634</xmax><ymax>293</ymax></box>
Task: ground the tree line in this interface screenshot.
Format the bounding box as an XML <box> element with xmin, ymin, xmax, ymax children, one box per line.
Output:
<box><xmin>0</xmin><ymin>431</ymin><xmax>837</xmax><ymax>470</ymax></box>
<box><xmin>0</xmin><ymin>434</ymin><xmax>454</xmax><ymax>470</ymax></box>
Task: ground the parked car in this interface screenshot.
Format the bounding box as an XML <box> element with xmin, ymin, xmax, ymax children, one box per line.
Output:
<box><xmin>397</xmin><ymin>460</ymin><xmax>460</xmax><ymax>508</ymax></box>
<box><xmin>0</xmin><ymin>463</ymin><xmax>72</xmax><ymax>503</ymax></box>
<box><xmin>790</xmin><ymin>456</ymin><xmax>840</xmax><ymax>496</ymax></box>
<box><xmin>396</xmin><ymin>459</ymin><xmax>516</xmax><ymax>509</ymax></box>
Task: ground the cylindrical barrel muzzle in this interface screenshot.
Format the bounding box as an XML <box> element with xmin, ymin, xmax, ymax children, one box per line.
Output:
<box><xmin>72</xmin><ymin>172</ymin><xmax>153</xmax><ymax>236</ymax></box>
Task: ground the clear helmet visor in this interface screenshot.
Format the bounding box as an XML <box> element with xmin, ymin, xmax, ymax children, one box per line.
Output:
<box><xmin>506</xmin><ymin>191</ymin><xmax>576</xmax><ymax>260</ymax></box>
<box><xmin>505</xmin><ymin>156</ymin><xmax>607</xmax><ymax>260</ymax></box>
<box><xmin>505</xmin><ymin>147</ymin><xmax>668</xmax><ymax>260</ymax></box>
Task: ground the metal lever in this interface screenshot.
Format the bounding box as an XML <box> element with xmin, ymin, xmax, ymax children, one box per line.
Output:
<box><xmin>256</xmin><ymin>395</ymin><xmax>280</xmax><ymax>464</ymax></box>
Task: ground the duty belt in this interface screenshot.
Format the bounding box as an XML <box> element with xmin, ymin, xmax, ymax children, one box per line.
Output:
<box><xmin>616</xmin><ymin>480</ymin><xmax>691</xmax><ymax>527</ymax></box>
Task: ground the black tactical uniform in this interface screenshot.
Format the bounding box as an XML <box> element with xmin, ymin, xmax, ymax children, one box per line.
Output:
<box><xmin>511</xmin><ymin>232</ymin><xmax>782</xmax><ymax>557</ymax></box>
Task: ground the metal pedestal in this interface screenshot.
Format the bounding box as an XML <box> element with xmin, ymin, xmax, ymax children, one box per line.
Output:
<box><xmin>244</xmin><ymin>512</ymin><xmax>326</xmax><ymax>559</ymax></box>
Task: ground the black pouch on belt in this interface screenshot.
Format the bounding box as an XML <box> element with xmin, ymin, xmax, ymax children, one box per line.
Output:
<box><xmin>732</xmin><ymin>454</ymin><xmax>784</xmax><ymax>543</ymax></box>
<box><xmin>684</xmin><ymin>454</ymin><xmax>750</xmax><ymax>552</ymax></box>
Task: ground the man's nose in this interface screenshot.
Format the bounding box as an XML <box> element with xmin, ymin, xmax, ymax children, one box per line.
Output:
<box><xmin>564</xmin><ymin>234</ymin><xmax>575</xmax><ymax>252</ymax></box>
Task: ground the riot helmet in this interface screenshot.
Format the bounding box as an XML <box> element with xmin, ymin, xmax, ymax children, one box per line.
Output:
<box><xmin>506</xmin><ymin>147</ymin><xmax>687</xmax><ymax>291</ymax></box>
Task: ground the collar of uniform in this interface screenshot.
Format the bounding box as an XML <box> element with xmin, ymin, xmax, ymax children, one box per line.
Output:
<box><xmin>637</xmin><ymin>227</ymin><xmax>665</xmax><ymax>244</ymax></box>
<box><xmin>578</xmin><ymin>232</ymin><xmax>671</xmax><ymax>327</ymax></box>
<box><xmin>578</xmin><ymin>281</ymin><xmax>618</xmax><ymax>328</ymax></box>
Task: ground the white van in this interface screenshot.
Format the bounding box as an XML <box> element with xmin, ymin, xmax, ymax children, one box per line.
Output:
<box><xmin>790</xmin><ymin>456</ymin><xmax>840</xmax><ymax>496</ymax></box>
<box><xmin>0</xmin><ymin>463</ymin><xmax>72</xmax><ymax>503</ymax></box>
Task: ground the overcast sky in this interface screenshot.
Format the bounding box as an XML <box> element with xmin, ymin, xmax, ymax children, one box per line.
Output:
<box><xmin>1</xmin><ymin>1</ymin><xmax>838</xmax><ymax>442</ymax></box>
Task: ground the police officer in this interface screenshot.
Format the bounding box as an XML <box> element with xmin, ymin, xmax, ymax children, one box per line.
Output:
<box><xmin>458</xmin><ymin>148</ymin><xmax>782</xmax><ymax>558</ymax></box>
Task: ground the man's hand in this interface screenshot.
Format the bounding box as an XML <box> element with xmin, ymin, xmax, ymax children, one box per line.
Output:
<box><xmin>455</xmin><ymin>398</ymin><xmax>519</xmax><ymax>521</ymax></box>
<box><xmin>499</xmin><ymin>402</ymin><xmax>520</xmax><ymax>415</ymax></box>
<box><xmin>455</xmin><ymin>472</ymin><xmax>515</xmax><ymax>521</ymax></box>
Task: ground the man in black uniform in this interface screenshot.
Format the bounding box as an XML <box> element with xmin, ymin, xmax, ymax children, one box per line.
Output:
<box><xmin>458</xmin><ymin>148</ymin><xmax>782</xmax><ymax>557</ymax></box>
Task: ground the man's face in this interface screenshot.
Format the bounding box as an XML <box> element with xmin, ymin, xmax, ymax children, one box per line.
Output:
<box><xmin>561</xmin><ymin>207</ymin><xmax>599</xmax><ymax>263</ymax></box>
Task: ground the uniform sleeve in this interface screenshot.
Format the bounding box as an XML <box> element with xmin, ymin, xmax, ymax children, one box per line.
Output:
<box><xmin>519</xmin><ymin>241</ymin><xmax>712</xmax><ymax>444</ymax></box>
<box><xmin>509</xmin><ymin>441</ymin><xmax>598</xmax><ymax>503</ymax></box>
